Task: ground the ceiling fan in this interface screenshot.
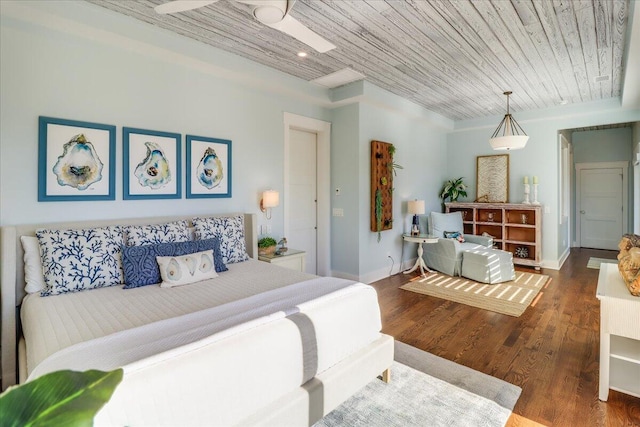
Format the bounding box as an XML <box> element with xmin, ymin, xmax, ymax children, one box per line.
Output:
<box><xmin>154</xmin><ymin>0</ymin><xmax>336</xmax><ymax>53</ymax></box>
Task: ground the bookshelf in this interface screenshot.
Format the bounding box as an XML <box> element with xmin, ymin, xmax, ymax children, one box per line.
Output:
<box><xmin>445</xmin><ymin>202</ymin><xmax>542</xmax><ymax>269</ymax></box>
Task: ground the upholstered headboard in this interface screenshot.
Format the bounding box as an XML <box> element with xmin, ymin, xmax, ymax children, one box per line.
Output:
<box><xmin>0</xmin><ymin>213</ymin><xmax>257</xmax><ymax>390</ymax></box>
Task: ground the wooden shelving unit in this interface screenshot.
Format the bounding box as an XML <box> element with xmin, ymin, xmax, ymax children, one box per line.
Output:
<box><xmin>445</xmin><ymin>202</ymin><xmax>542</xmax><ymax>269</ymax></box>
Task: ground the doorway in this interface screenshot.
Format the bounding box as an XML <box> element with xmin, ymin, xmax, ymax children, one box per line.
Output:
<box><xmin>283</xmin><ymin>113</ymin><xmax>331</xmax><ymax>276</ymax></box>
<box><xmin>575</xmin><ymin>162</ymin><xmax>627</xmax><ymax>250</ymax></box>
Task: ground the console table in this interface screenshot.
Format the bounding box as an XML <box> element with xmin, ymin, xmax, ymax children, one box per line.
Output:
<box><xmin>445</xmin><ymin>202</ymin><xmax>542</xmax><ymax>269</ymax></box>
<box><xmin>596</xmin><ymin>263</ymin><xmax>640</xmax><ymax>401</ymax></box>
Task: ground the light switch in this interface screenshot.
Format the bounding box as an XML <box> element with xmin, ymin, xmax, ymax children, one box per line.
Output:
<box><xmin>332</xmin><ymin>208</ymin><xmax>344</xmax><ymax>217</ymax></box>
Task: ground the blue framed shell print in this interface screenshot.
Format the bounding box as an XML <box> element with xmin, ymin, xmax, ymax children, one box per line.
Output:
<box><xmin>38</xmin><ymin>116</ymin><xmax>116</xmax><ymax>202</ymax></box>
<box><xmin>186</xmin><ymin>135</ymin><xmax>232</xmax><ymax>199</ymax></box>
<box><xmin>123</xmin><ymin>127</ymin><xmax>182</xmax><ymax>200</ymax></box>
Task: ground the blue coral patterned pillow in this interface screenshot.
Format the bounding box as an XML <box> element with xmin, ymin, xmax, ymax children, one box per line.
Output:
<box><xmin>192</xmin><ymin>215</ymin><xmax>249</xmax><ymax>264</ymax></box>
<box><xmin>126</xmin><ymin>220</ymin><xmax>191</xmax><ymax>246</ymax></box>
<box><xmin>122</xmin><ymin>237</ymin><xmax>227</xmax><ymax>289</ymax></box>
<box><xmin>36</xmin><ymin>226</ymin><xmax>125</xmax><ymax>296</ymax></box>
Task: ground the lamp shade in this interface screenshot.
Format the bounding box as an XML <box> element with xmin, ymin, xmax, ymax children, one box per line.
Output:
<box><xmin>407</xmin><ymin>199</ymin><xmax>425</xmax><ymax>215</ymax></box>
<box><xmin>489</xmin><ymin>134</ymin><xmax>529</xmax><ymax>151</ymax></box>
<box><xmin>262</xmin><ymin>190</ymin><xmax>279</xmax><ymax>208</ymax></box>
<box><xmin>489</xmin><ymin>91</ymin><xmax>528</xmax><ymax>151</ymax></box>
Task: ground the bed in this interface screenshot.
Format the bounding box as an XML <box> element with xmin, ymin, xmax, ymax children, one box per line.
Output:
<box><xmin>0</xmin><ymin>213</ymin><xmax>394</xmax><ymax>426</ymax></box>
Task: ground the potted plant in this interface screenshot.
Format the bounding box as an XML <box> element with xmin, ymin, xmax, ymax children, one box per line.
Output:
<box><xmin>0</xmin><ymin>368</ymin><xmax>123</xmax><ymax>426</ymax></box>
<box><xmin>440</xmin><ymin>177</ymin><xmax>468</xmax><ymax>209</ymax></box>
<box><xmin>258</xmin><ymin>237</ymin><xmax>278</xmax><ymax>256</ymax></box>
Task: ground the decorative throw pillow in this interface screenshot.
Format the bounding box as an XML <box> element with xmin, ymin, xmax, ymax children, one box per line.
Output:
<box><xmin>157</xmin><ymin>250</ymin><xmax>218</xmax><ymax>288</ymax></box>
<box><xmin>21</xmin><ymin>236</ymin><xmax>46</xmax><ymax>294</ymax></box>
<box><xmin>121</xmin><ymin>237</ymin><xmax>227</xmax><ymax>289</ymax></box>
<box><xmin>36</xmin><ymin>226</ymin><xmax>125</xmax><ymax>296</ymax></box>
<box><xmin>126</xmin><ymin>220</ymin><xmax>191</xmax><ymax>246</ymax></box>
<box><xmin>444</xmin><ymin>230</ymin><xmax>465</xmax><ymax>243</ymax></box>
<box><xmin>192</xmin><ymin>215</ymin><xmax>249</xmax><ymax>264</ymax></box>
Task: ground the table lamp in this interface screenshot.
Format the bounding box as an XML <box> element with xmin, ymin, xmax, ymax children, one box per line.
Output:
<box><xmin>407</xmin><ymin>199</ymin><xmax>425</xmax><ymax>236</ymax></box>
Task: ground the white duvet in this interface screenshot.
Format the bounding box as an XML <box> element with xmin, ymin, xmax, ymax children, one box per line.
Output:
<box><xmin>29</xmin><ymin>275</ymin><xmax>381</xmax><ymax>381</ymax></box>
<box><xmin>21</xmin><ymin>260</ymin><xmax>314</xmax><ymax>376</ymax></box>
<box><xmin>21</xmin><ymin>261</ymin><xmax>384</xmax><ymax>426</ymax></box>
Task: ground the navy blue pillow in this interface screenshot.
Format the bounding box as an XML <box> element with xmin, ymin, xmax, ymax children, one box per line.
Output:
<box><xmin>122</xmin><ymin>238</ymin><xmax>227</xmax><ymax>289</ymax></box>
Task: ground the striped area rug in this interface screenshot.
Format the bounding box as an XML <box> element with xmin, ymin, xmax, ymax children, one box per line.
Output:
<box><xmin>400</xmin><ymin>271</ymin><xmax>550</xmax><ymax>317</ymax></box>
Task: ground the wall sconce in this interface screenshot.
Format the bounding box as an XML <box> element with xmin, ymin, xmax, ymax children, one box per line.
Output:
<box><xmin>260</xmin><ymin>190</ymin><xmax>279</xmax><ymax>220</ymax></box>
<box><xmin>407</xmin><ymin>199</ymin><xmax>425</xmax><ymax>236</ymax></box>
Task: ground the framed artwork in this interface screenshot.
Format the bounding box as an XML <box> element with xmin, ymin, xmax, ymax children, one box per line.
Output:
<box><xmin>123</xmin><ymin>127</ymin><xmax>182</xmax><ymax>200</ymax></box>
<box><xmin>38</xmin><ymin>116</ymin><xmax>116</xmax><ymax>202</ymax></box>
<box><xmin>476</xmin><ymin>154</ymin><xmax>509</xmax><ymax>203</ymax></box>
<box><xmin>186</xmin><ymin>135</ymin><xmax>232</xmax><ymax>198</ymax></box>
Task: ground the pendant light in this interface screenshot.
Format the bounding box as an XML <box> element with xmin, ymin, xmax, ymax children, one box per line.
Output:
<box><xmin>489</xmin><ymin>91</ymin><xmax>529</xmax><ymax>150</ymax></box>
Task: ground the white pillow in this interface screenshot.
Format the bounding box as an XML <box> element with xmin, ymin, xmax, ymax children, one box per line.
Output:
<box><xmin>192</xmin><ymin>215</ymin><xmax>249</xmax><ymax>264</ymax></box>
<box><xmin>36</xmin><ymin>226</ymin><xmax>125</xmax><ymax>296</ymax></box>
<box><xmin>157</xmin><ymin>250</ymin><xmax>218</xmax><ymax>288</ymax></box>
<box><xmin>20</xmin><ymin>236</ymin><xmax>45</xmax><ymax>294</ymax></box>
<box><xmin>126</xmin><ymin>220</ymin><xmax>191</xmax><ymax>246</ymax></box>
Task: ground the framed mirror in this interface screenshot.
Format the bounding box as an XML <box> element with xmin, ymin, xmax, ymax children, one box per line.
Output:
<box><xmin>476</xmin><ymin>154</ymin><xmax>509</xmax><ymax>203</ymax></box>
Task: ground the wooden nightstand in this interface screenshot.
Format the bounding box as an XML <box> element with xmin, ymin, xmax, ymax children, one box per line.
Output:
<box><xmin>258</xmin><ymin>249</ymin><xmax>306</xmax><ymax>272</ymax></box>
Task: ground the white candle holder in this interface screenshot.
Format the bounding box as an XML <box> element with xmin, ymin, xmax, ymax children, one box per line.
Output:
<box><xmin>532</xmin><ymin>183</ymin><xmax>540</xmax><ymax>205</ymax></box>
<box><xmin>522</xmin><ymin>183</ymin><xmax>531</xmax><ymax>204</ymax></box>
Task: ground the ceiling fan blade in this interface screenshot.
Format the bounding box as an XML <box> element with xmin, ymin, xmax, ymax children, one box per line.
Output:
<box><xmin>154</xmin><ymin>0</ymin><xmax>219</xmax><ymax>14</ymax></box>
<box><xmin>267</xmin><ymin>15</ymin><xmax>336</xmax><ymax>53</ymax></box>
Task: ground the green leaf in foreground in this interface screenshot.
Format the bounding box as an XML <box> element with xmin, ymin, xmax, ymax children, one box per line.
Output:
<box><xmin>0</xmin><ymin>368</ymin><xmax>123</xmax><ymax>427</ymax></box>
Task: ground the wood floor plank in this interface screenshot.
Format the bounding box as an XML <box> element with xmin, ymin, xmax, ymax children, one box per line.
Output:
<box><xmin>370</xmin><ymin>248</ymin><xmax>640</xmax><ymax>426</ymax></box>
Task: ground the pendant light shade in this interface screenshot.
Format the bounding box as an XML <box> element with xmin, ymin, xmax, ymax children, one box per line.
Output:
<box><xmin>489</xmin><ymin>91</ymin><xmax>529</xmax><ymax>151</ymax></box>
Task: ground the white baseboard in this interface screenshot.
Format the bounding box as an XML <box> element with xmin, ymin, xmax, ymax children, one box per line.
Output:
<box><xmin>329</xmin><ymin>270</ymin><xmax>360</xmax><ymax>281</ymax></box>
<box><xmin>331</xmin><ymin>258</ymin><xmax>416</xmax><ymax>284</ymax></box>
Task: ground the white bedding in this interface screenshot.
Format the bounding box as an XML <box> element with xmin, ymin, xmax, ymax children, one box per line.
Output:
<box><xmin>22</xmin><ymin>258</ymin><xmax>386</xmax><ymax>426</ymax></box>
<box><xmin>28</xmin><ymin>275</ymin><xmax>380</xmax><ymax>381</ymax></box>
<box><xmin>21</xmin><ymin>260</ymin><xmax>314</xmax><ymax>376</ymax></box>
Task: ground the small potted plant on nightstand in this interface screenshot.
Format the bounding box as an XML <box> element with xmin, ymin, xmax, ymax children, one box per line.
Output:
<box><xmin>258</xmin><ymin>237</ymin><xmax>278</xmax><ymax>256</ymax></box>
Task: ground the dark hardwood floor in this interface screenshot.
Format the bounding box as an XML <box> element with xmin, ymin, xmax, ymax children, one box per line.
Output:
<box><xmin>370</xmin><ymin>248</ymin><xmax>640</xmax><ymax>427</ymax></box>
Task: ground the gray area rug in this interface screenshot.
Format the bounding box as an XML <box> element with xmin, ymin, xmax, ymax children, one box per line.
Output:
<box><xmin>314</xmin><ymin>341</ymin><xmax>521</xmax><ymax>427</ymax></box>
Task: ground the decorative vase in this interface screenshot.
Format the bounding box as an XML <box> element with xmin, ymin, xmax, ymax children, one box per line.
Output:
<box><xmin>258</xmin><ymin>245</ymin><xmax>277</xmax><ymax>256</ymax></box>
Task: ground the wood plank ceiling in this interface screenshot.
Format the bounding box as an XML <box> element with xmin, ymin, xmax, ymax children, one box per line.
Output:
<box><xmin>87</xmin><ymin>0</ymin><xmax>631</xmax><ymax>121</ymax></box>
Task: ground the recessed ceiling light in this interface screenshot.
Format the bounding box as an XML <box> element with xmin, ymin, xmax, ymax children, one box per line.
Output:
<box><xmin>297</xmin><ymin>52</ymin><xmax>307</xmax><ymax>58</ymax></box>
<box><xmin>559</xmin><ymin>99</ymin><xmax>568</xmax><ymax>105</ymax></box>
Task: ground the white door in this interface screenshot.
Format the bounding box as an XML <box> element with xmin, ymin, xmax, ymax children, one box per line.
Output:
<box><xmin>288</xmin><ymin>129</ymin><xmax>317</xmax><ymax>273</ymax></box>
<box><xmin>579</xmin><ymin>168</ymin><xmax>623</xmax><ymax>250</ymax></box>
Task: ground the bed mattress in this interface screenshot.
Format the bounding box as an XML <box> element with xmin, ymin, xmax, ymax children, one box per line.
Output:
<box><xmin>21</xmin><ymin>259</ymin><xmax>315</xmax><ymax>376</ymax></box>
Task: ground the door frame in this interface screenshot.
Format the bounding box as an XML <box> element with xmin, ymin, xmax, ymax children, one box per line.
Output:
<box><xmin>283</xmin><ymin>112</ymin><xmax>331</xmax><ymax>276</ymax></box>
<box><xmin>575</xmin><ymin>161</ymin><xmax>628</xmax><ymax>247</ymax></box>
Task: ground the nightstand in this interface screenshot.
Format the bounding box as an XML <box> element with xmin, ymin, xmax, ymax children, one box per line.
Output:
<box><xmin>258</xmin><ymin>249</ymin><xmax>306</xmax><ymax>272</ymax></box>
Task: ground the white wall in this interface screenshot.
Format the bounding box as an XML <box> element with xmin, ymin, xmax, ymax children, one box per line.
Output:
<box><xmin>330</xmin><ymin>104</ymin><xmax>360</xmax><ymax>277</ymax></box>
<box><xmin>0</xmin><ymin>1</ymin><xmax>330</xmax><ymax>244</ymax></box>
<box><xmin>448</xmin><ymin>101</ymin><xmax>640</xmax><ymax>268</ymax></box>
<box><xmin>329</xmin><ymin>96</ymin><xmax>449</xmax><ymax>282</ymax></box>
